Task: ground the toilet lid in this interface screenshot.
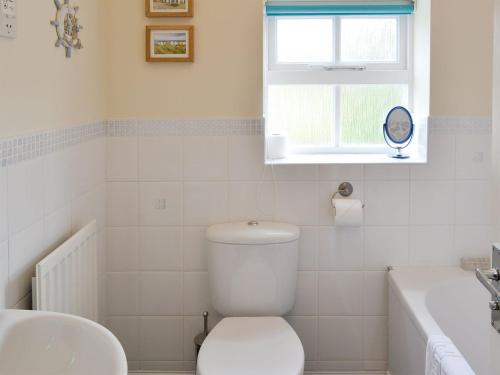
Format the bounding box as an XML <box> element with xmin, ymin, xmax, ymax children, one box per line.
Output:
<box><xmin>197</xmin><ymin>317</ymin><xmax>304</xmax><ymax>375</ymax></box>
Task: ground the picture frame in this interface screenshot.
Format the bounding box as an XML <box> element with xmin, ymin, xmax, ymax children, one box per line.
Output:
<box><xmin>146</xmin><ymin>25</ymin><xmax>194</xmax><ymax>62</ymax></box>
<box><xmin>145</xmin><ymin>0</ymin><xmax>193</xmax><ymax>18</ymax></box>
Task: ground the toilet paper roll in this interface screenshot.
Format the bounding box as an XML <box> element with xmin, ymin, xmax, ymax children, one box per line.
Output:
<box><xmin>267</xmin><ymin>134</ymin><xmax>288</xmax><ymax>159</ymax></box>
<box><xmin>332</xmin><ymin>199</ymin><xmax>363</xmax><ymax>227</ymax></box>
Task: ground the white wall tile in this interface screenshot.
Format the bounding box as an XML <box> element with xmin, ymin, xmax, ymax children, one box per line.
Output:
<box><xmin>73</xmin><ymin>139</ymin><xmax>106</xmax><ymax>197</ymax></box>
<box><xmin>272</xmin><ymin>165</ymin><xmax>319</xmax><ymax>181</ymax></box>
<box><xmin>72</xmin><ymin>184</ymin><xmax>107</xmax><ymax>232</ymax></box>
<box><xmin>183</xmin><ymin>182</ymin><xmax>228</xmax><ymax>226</ymax></box>
<box><xmin>8</xmin><ymin>158</ymin><xmax>45</xmax><ymax>235</ymax></box>
<box><xmin>410</xmin><ymin>134</ymin><xmax>455</xmax><ymax>180</ymax></box>
<box><xmin>318</xmin><ymin>165</ymin><xmax>364</xmax><ymax>181</ymax></box>
<box><xmin>317</xmin><ymin>317</ymin><xmax>363</xmax><ymax>361</ymax></box>
<box><xmin>107</xmin><ymin>272</ymin><xmax>139</xmax><ymax>315</ymax></box>
<box><xmin>107</xmin><ymin>182</ymin><xmax>138</xmax><ymax>227</ymax></box>
<box><xmin>364</xmin><ymin>165</ymin><xmax>409</xmax><ymax>180</ymax></box>
<box><xmin>319</xmin><ymin>271</ymin><xmax>363</xmax><ymax>316</ymax></box>
<box><xmin>275</xmin><ymin>182</ymin><xmax>318</xmax><ymax>226</ymax></box>
<box><xmin>228</xmin><ymin>182</ymin><xmax>275</xmax><ymax>222</ymax></box>
<box><xmin>364</xmin><ymin>226</ymin><xmax>409</xmax><ymax>269</ymax></box>
<box><xmin>286</xmin><ymin>316</ymin><xmax>318</xmax><ymax>361</ymax></box>
<box><xmin>183</xmin><ymin>136</ymin><xmax>227</xmax><ymax>181</ymax></box>
<box><xmin>410</xmin><ymin>181</ymin><xmax>455</xmax><ymax>225</ymax></box>
<box><xmin>409</xmin><ymin>226</ymin><xmax>454</xmax><ymax>266</ymax></box>
<box><xmin>44</xmin><ymin>149</ymin><xmax>73</xmax><ymax>215</ymax></box>
<box><xmin>140</xmin><ymin>227</ymin><xmax>182</xmax><ymax>270</ymax></box>
<box><xmin>139</xmin><ymin>317</ymin><xmax>184</xmax><ymax>360</ymax></box>
<box><xmin>363</xmin><ymin>271</ymin><xmax>388</xmax><ymax>316</ymax></box>
<box><xmin>0</xmin><ymin>241</ymin><xmax>8</xmax><ymax>309</ymax></box>
<box><xmin>183</xmin><ymin>272</ymin><xmax>212</xmax><ymax>316</ymax></box>
<box><xmin>455</xmin><ymin>180</ymin><xmax>492</xmax><ymax>225</ymax></box>
<box><xmin>8</xmin><ymin>221</ymin><xmax>44</xmax><ymax>306</ymax></box>
<box><xmin>138</xmin><ymin>136</ymin><xmax>182</xmax><ymax>181</ymax></box>
<box><xmin>0</xmin><ymin>168</ymin><xmax>8</xmax><ymax>244</ymax></box>
<box><xmin>298</xmin><ymin>226</ymin><xmax>318</xmax><ymax>271</ymax></box>
<box><xmin>139</xmin><ymin>272</ymin><xmax>183</xmax><ymax>315</ymax></box>
<box><xmin>453</xmin><ymin>225</ymin><xmax>493</xmax><ymax>262</ymax></box>
<box><xmin>183</xmin><ymin>227</ymin><xmax>207</xmax><ymax>271</ymax></box>
<box><xmin>107</xmin><ymin>317</ymin><xmax>140</xmax><ymax>361</ymax></box>
<box><xmin>364</xmin><ymin>317</ymin><xmax>388</xmax><ymax>361</ymax></box>
<box><xmin>455</xmin><ymin>134</ymin><xmax>492</xmax><ymax>180</ymax></box>
<box><xmin>290</xmin><ymin>271</ymin><xmax>318</xmax><ymax>316</ymax></box>
<box><xmin>139</xmin><ymin>183</ymin><xmax>183</xmax><ymax>226</ymax></box>
<box><xmin>318</xmin><ymin>227</ymin><xmax>364</xmax><ymax>270</ymax></box>
<box><xmin>44</xmin><ymin>204</ymin><xmax>72</xmax><ymax>254</ymax></box>
<box><xmin>107</xmin><ymin>227</ymin><xmax>138</xmax><ymax>271</ymax></box>
<box><xmin>107</xmin><ymin>137</ymin><xmax>138</xmax><ymax>180</ymax></box>
<box><xmin>228</xmin><ymin>136</ymin><xmax>266</xmax><ymax>181</ymax></box>
<box><xmin>364</xmin><ymin>181</ymin><xmax>409</xmax><ymax>226</ymax></box>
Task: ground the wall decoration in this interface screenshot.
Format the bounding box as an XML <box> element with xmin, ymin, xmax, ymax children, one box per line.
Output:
<box><xmin>50</xmin><ymin>0</ymin><xmax>83</xmax><ymax>58</ymax></box>
<box><xmin>146</xmin><ymin>25</ymin><xmax>194</xmax><ymax>62</ymax></box>
<box><xmin>146</xmin><ymin>0</ymin><xmax>193</xmax><ymax>18</ymax></box>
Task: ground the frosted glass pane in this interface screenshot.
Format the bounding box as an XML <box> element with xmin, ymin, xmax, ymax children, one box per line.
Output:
<box><xmin>340</xmin><ymin>85</ymin><xmax>408</xmax><ymax>145</ymax></box>
<box><xmin>267</xmin><ymin>85</ymin><xmax>334</xmax><ymax>145</ymax></box>
<box><xmin>340</xmin><ymin>18</ymin><xmax>398</xmax><ymax>63</ymax></box>
<box><xmin>277</xmin><ymin>18</ymin><xmax>333</xmax><ymax>63</ymax></box>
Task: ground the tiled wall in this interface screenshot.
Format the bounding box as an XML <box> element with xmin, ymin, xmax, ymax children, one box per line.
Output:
<box><xmin>104</xmin><ymin>117</ymin><xmax>493</xmax><ymax>372</ymax></box>
<box><xmin>0</xmin><ymin>123</ymin><xmax>107</xmax><ymax>322</ymax></box>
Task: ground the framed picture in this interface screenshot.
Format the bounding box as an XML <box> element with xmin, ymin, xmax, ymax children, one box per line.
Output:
<box><xmin>146</xmin><ymin>0</ymin><xmax>193</xmax><ymax>17</ymax></box>
<box><xmin>146</xmin><ymin>25</ymin><xmax>194</xmax><ymax>62</ymax></box>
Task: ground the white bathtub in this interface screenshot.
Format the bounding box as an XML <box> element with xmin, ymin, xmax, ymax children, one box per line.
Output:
<box><xmin>388</xmin><ymin>267</ymin><xmax>500</xmax><ymax>375</ymax></box>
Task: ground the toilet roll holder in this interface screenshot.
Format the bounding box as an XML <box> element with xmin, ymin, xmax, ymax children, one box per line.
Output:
<box><xmin>333</xmin><ymin>182</ymin><xmax>354</xmax><ymax>199</ymax></box>
<box><xmin>331</xmin><ymin>182</ymin><xmax>365</xmax><ymax>213</ymax></box>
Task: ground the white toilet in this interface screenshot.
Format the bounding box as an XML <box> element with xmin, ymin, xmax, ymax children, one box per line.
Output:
<box><xmin>197</xmin><ymin>221</ymin><xmax>304</xmax><ymax>375</ymax></box>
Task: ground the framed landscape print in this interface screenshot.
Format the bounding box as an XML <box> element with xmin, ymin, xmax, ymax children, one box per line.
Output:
<box><xmin>146</xmin><ymin>25</ymin><xmax>194</xmax><ymax>62</ymax></box>
<box><xmin>146</xmin><ymin>0</ymin><xmax>193</xmax><ymax>17</ymax></box>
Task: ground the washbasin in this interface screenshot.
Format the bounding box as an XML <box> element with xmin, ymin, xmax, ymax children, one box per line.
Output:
<box><xmin>0</xmin><ymin>310</ymin><xmax>127</xmax><ymax>375</ymax></box>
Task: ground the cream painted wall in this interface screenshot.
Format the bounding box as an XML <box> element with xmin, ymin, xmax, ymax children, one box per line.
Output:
<box><xmin>104</xmin><ymin>0</ymin><xmax>263</xmax><ymax>119</ymax></box>
<box><xmin>0</xmin><ymin>0</ymin><xmax>495</xmax><ymax>137</ymax></box>
<box><xmin>430</xmin><ymin>0</ymin><xmax>494</xmax><ymax>117</ymax></box>
<box><xmin>105</xmin><ymin>0</ymin><xmax>495</xmax><ymax>120</ymax></box>
<box><xmin>0</xmin><ymin>0</ymin><xmax>107</xmax><ymax>138</ymax></box>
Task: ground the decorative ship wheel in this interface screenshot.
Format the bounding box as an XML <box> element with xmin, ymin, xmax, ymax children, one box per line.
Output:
<box><xmin>50</xmin><ymin>0</ymin><xmax>83</xmax><ymax>58</ymax></box>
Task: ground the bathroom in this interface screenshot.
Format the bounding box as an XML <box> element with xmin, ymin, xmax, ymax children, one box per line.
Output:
<box><xmin>0</xmin><ymin>0</ymin><xmax>500</xmax><ymax>374</ymax></box>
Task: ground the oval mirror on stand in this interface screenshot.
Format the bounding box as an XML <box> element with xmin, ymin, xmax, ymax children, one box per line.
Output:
<box><xmin>383</xmin><ymin>106</ymin><xmax>414</xmax><ymax>159</ymax></box>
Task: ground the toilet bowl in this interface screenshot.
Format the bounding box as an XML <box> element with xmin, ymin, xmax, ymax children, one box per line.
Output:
<box><xmin>197</xmin><ymin>317</ymin><xmax>304</xmax><ymax>375</ymax></box>
<box><xmin>197</xmin><ymin>221</ymin><xmax>304</xmax><ymax>375</ymax></box>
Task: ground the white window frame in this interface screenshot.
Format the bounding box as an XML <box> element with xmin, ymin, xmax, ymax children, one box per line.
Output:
<box><xmin>264</xmin><ymin>14</ymin><xmax>414</xmax><ymax>155</ymax></box>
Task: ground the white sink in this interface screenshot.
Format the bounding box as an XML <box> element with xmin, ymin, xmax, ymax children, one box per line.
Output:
<box><xmin>0</xmin><ymin>310</ymin><xmax>127</xmax><ymax>375</ymax></box>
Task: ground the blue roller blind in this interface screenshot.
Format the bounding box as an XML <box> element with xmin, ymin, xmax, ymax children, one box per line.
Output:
<box><xmin>265</xmin><ymin>1</ymin><xmax>415</xmax><ymax>16</ymax></box>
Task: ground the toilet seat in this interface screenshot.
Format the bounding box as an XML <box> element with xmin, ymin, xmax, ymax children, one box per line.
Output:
<box><xmin>197</xmin><ymin>317</ymin><xmax>304</xmax><ymax>375</ymax></box>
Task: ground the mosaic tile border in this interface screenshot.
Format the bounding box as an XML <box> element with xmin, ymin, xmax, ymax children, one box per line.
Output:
<box><xmin>0</xmin><ymin>117</ymin><xmax>492</xmax><ymax>167</ymax></box>
<box><xmin>106</xmin><ymin>117</ymin><xmax>492</xmax><ymax>137</ymax></box>
<box><xmin>0</xmin><ymin>122</ymin><xmax>105</xmax><ymax>167</ymax></box>
<box><xmin>428</xmin><ymin>116</ymin><xmax>492</xmax><ymax>134</ymax></box>
<box><xmin>106</xmin><ymin>118</ymin><xmax>265</xmax><ymax>137</ymax></box>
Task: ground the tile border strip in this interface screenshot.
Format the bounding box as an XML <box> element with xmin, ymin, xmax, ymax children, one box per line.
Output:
<box><xmin>0</xmin><ymin>117</ymin><xmax>492</xmax><ymax>167</ymax></box>
<box><xmin>0</xmin><ymin>121</ymin><xmax>105</xmax><ymax>167</ymax></box>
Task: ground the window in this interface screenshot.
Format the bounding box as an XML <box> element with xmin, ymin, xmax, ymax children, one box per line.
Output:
<box><xmin>265</xmin><ymin>14</ymin><xmax>412</xmax><ymax>153</ymax></box>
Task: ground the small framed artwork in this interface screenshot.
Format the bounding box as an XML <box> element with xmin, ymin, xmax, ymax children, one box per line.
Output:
<box><xmin>146</xmin><ymin>0</ymin><xmax>193</xmax><ymax>17</ymax></box>
<box><xmin>146</xmin><ymin>25</ymin><xmax>194</xmax><ymax>62</ymax></box>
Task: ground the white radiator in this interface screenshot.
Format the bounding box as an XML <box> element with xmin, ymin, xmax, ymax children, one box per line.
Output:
<box><xmin>33</xmin><ymin>220</ymin><xmax>98</xmax><ymax>321</ymax></box>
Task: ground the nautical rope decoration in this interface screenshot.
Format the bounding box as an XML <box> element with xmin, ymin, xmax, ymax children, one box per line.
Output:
<box><xmin>50</xmin><ymin>0</ymin><xmax>83</xmax><ymax>58</ymax></box>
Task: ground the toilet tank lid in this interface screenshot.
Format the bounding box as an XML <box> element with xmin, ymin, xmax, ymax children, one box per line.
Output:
<box><xmin>206</xmin><ymin>221</ymin><xmax>300</xmax><ymax>245</ymax></box>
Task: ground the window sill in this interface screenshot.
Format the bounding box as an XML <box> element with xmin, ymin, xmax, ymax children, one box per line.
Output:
<box><xmin>265</xmin><ymin>150</ymin><xmax>427</xmax><ymax>165</ymax></box>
